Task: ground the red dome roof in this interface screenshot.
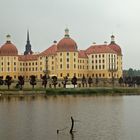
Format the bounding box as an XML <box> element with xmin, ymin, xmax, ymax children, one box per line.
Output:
<box><xmin>0</xmin><ymin>41</ymin><xmax>18</xmax><ymax>56</ymax></box>
<box><xmin>108</xmin><ymin>43</ymin><xmax>122</xmax><ymax>55</ymax></box>
<box><xmin>57</xmin><ymin>37</ymin><xmax>78</xmax><ymax>52</ymax></box>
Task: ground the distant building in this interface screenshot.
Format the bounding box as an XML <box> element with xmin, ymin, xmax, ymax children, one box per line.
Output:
<box><xmin>0</xmin><ymin>29</ymin><xmax>123</xmax><ymax>80</ymax></box>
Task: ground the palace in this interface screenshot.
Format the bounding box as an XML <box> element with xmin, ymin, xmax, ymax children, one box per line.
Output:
<box><xmin>0</xmin><ymin>29</ymin><xmax>122</xmax><ymax>80</ymax></box>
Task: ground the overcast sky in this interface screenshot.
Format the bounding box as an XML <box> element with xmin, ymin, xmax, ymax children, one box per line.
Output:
<box><xmin>0</xmin><ymin>0</ymin><xmax>140</xmax><ymax>69</ymax></box>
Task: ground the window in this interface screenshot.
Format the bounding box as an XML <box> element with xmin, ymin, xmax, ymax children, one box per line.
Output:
<box><xmin>60</xmin><ymin>58</ymin><xmax>62</xmax><ymax>62</ymax></box>
<box><xmin>60</xmin><ymin>53</ymin><xmax>62</xmax><ymax>56</ymax></box>
<box><xmin>74</xmin><ymin>53</ymin><xmax>76</xmax><ymax>56</ymax></box>
<box><xmin>1</xmin><ymin>62</ymin><xmax>3</xmax><ymax>65</ymax></box>
<box><xmin>92</xmin><ymin>66</ymin><xmax>94</xmax><ymax>69</ymax></box>
<box><xmin>67</xmin><ymin>58</ymin><xmax>69</xmax><ymax>62</ymax></box>
<box><xmin>96</xmin><ymin>65</ymin><xmax>98</xmax><ymax>69</ymax></box>
<box><xmin>7</xmin><ymin>62</ymin><xmax>10</xmax><ymax>65</ymax></box>
<box><xmin>92</xmin><ymin>60</ymin><xmax>94</xmax><ymax>63</ymax></box>
<box><xmin>92</xmin><ymin>55</ymin><xmax>94</xmax><ymax>58</ymax></box>
<box><xmin>99</xmin><ymin>60</ymin><xmax>101</xmax><ymax>63</ymax></box>
<box><xmin>52</xmin><ymin>66</ymin><xmax>54</xmax><ymax>70</ymax></box>
<box><xmin>95</xmin><ymin>55</ymin><xmax>97</xmax><ymax>58</ymax></box>
<box><xmin>7</xmin><ymin>67</ymin><xmax>10</xmax><ymax>71</ymax></box>
<box><xmin>67</xmin><ymin>64</ymin><xmax>69</xmax><ymax>69</ymax></box>
<box><xmin>40</xmin><ymin>62</ymin><xmax>42</xmax><ymax>65</ymax></box>
<box><xmin>99</xmin><ymin>55</ymin><xmax>101</xmax><ymax>58</ymax></box>
<box><xmin>40</xmin><ymin>57</ymin><xmax>42</xmax><ymax>60</ymax></box>
<box><xmin>60</xmin><ymin>64</ymin><xmax>62</xmax><ymax>69</ymax></box>
<box><xmin>52</xmin><ymin>56</ymin><xmax>54</xmax><ymax>59</ymax></box>
<box><xmin>99</xmin><ymin>74</ymin><xmax>101</xmax><ymax>77</ymax></box>
<box><xmin>67</xmin><ymin>52</ymin><xmax>69</xmax><ymax>56</ymax></box>
<box><xmin>52</xmin><ymin>61</ymin><xmax>54</xmax><ymax>64</ymax></box>
<box><xmin>102</xmin><ymin>54</ymin><xmax>104</xmax><ymax>57</ymax></box>
<box><xmin>74</xmin><ymin>58</ymin><xmax>76</xmax><ymax>62</ymax></box>
<box><xmin>103</xmin><ymin>65</ymin><xmax>105</xmax><ymax>69</ymax></box>
<box><xmin>29</xmin><ymin>63</ymin><xmax>31</xmax><ymax>66</ymax></box>
<box><xmin>67</xmin><ymin>73</ymin><xmax>69</xmax><ymax>77</ymax></box>
<box><xmin>74</xmin><ymin>64</ymin><xmax>76</xmax><ymax>69</ymax></box>
<box><xmin>92</xmin><ymin>74</ymin><xmax>94</xmax><ymax>77</ymax></box>
<box><xmin>99</xmin><ymin>65</ymin><xmax>101</xmax><ymax>69</ymax></box>
<box><xmin>102</xmin><ymin>59</ymin><xmax>105</xmax><ymax>63</ymax></box>
<box><xmin>32</xmin><ymin>68</ymin><xmax>34</xmax><ymax>71</ymax></box>
<box><xmin>14</xmin><ymin>67</ymin><xmax>16</xmax><ymax>71</ymax></box>
<box><xmin>103</xmin><ymin>73</ymin><xmax>105</xmax><ymax>77</ymax></box>
<box><xmin>60</xmin><ymin>73</ymin><xmax>63</xmax><ymax>77</ymax></box>
<box><xmin>14</xmin><ymin>62</ymin><xmax>16</xmax><ymax>65</ymax></box>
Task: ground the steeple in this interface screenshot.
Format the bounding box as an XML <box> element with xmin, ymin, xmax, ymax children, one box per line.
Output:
<box><xmin>27</xmin><ymin>30</ymin><xmax>30</xmax><ymax>42</ymax></box>
<box><xmin>24</xmin><ymin>30</ymin><xmax>33</xmax><ymax>55</ymax></box>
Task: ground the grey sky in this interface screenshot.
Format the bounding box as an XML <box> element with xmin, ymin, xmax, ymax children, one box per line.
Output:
<box><xmin>0</xmin><ymin>0</ymin><xmax>140</xmax><ymax>69</ymax></box>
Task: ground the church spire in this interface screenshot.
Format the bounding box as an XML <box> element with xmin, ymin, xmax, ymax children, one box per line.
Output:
<box><xmin>24</xmin><ymin>30</ymin><xmax>33</xmax><ymax>55</ymax></box>
<box><xmin>27</xmin><ymin>30</ymin><xmax>30</xmax><ymax>42</ymax></box>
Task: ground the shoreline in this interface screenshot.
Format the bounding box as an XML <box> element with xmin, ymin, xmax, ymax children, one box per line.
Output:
<box><xmin>0</xmin><ymin>87</ymin><xmax>140</xmax><ymax>97</ymax></box>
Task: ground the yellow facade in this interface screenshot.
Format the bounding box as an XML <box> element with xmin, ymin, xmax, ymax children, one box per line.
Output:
<box><xmin>0</xmin><ymin>30</ymin><xmax>123</xmax><ymax>80</ymax></box>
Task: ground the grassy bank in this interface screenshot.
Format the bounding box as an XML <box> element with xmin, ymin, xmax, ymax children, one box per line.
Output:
<box><xmin>1</xmin><ymin>87</ymin><xmax>140</xmax><ymax>96</ymax></box>
<box><xmin>45</xmin><ymin>87</ymin><xmax>140</xmax><ymax>95</ymax></box>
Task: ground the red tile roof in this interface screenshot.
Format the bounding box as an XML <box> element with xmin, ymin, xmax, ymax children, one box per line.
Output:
<box><xmin>78</xmin><ymin>50</ymin><xmax>88</xmax><ymax>58</ymax></box>
<box><xmin>40</xmin><ymin>44</ymin><xmax>57</xmax><ymax>56</ymax></box>
<box><xmin>86</xmin><ymin>44</ymin><xmax>117</xmax><ymax>54</ymax></box>
<box><xmin>18</xmin><ymin>54</ymin><xmax>38</xmax><ymax>61</ymax></box>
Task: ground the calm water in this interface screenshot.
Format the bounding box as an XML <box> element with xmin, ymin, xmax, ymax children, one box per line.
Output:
<box><xmin>0</xmin><ymin>95</ymin><xmax>140</xmax><ymax>140</ymax></box>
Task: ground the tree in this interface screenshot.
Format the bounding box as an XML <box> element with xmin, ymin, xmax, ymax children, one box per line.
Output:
<box><xmin>95</xmin><ymin>76</ymin><xmax>99</xmax><ymax>86</ymax></box>
<box><xmin>88</xmin><ymin>76</ymin><xmax>93</xmax><ymax>87</ymax></box>
<box><xmin>18</xmin><ymin>76</ymin><xmax>24</xmax><ymax>90</ymax></box>
<box><xmin>52</xmin><ymin>76</ymin><xmax>58</xmax><ymax>88</ymax></box>
<box><xmin>81</xmin><ymin>75</ymin><xmax>86</xmax><ymax>87</ymax></box>
<box><xmin>71</xmin><ymin>75</ymin><xmax>77</xmax><ymax>88</ymax></box>
<box><xmin>62</xmin><ymin>76</ymin><xmax>68</xmax><ymax>88</ymax></box>
<box><xmin>30</xmin><ymin>75</ymin><xmax>36</xmax><ymax>89</ymax></box>
<box><xmin>5</xmin><ymin>75</ymin><xmax>12</xmax><ymax>90</ymax></box>
<box><xmin>118</xmin><ymin>77</ymin><xmax>123</xmax><ymax>86</ymax></box>
<box><xmin>128</xmin><ymin>68</ymin><xmax>134</xmax><ymax>77</ymax></box>
<box><xmin>41</xmin><ymin>74</ymin><xmax>48</xmax><ymax>88</ymax></box>
<box><xmin>0</xmin><ymin>76</ymin><xmax>4</xmax><ymax>86</ymax></box>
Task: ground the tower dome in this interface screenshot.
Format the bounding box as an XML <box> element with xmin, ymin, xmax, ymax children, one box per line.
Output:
<box><xmin>57</xmin><ymin>28</ymin><xmax>78</xmax><ymax>52</ymax></box>
<box><xmin>108</xmin><ymin>35</ymin><xmax>122</xmax><ymax>55</ymax></box>
<box><xmin>0</xmin><ymin>35</ymin><xmax>18</xmax><ymax>56</ymax></box>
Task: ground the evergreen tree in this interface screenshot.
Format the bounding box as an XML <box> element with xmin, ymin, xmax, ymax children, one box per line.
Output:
<box><xmin>81</xmin><ymin>75</ymin><xmax>86</xmax><ymax>87</ymax></box>
<box><xmin>30</xmin><ymin>75</ymin><xmax>36</xmax><ymax>89</ymax></box>
<box><xmin>5</xmin><ymin>75</ymin><xmax>12</xmax><ymax>90</ymax></box>
<box><xmin>71</xmin><ymin>75</ymin><xmax>77</xmax><ymax>88</ymax></box>
<box><xmin>18</xmin><ymin>76</ymin><xmax>24</xmax><ymax>90</ymax></box>
<box><xmin>52</xmin><ymin>76</ymin><xmax>58</xmax><ymax>88</ymax></box>
<box><xmin>62</xmin><ymin>76</ymin><xmax>68</xmax><ymax>88</ymax></box>
<box><xmin>41</xmin><ymin>74</ymin><xmax>48</xmax><ymax>88</ymax></box>
<box><xmin>88</xmin><ymin>76</ymin><xmax>93</xmax><ymax>87</ymax></box>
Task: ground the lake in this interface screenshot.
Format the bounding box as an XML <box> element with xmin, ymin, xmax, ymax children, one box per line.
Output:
<box><xmin>0</xmin><ymin>95</ymin><xmax>140</xmax><ymax>140</ymax></box>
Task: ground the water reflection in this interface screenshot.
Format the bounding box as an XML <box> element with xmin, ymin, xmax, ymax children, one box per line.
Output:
<box><xmin>70</xmin><ymin>133</ymin><xmax>74</xmax><ymax>140</ymax></box>
<box><xmin>1</xmin><ymin>95</ymin><xmax>140</xmax><ymax>140</ymax></box>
